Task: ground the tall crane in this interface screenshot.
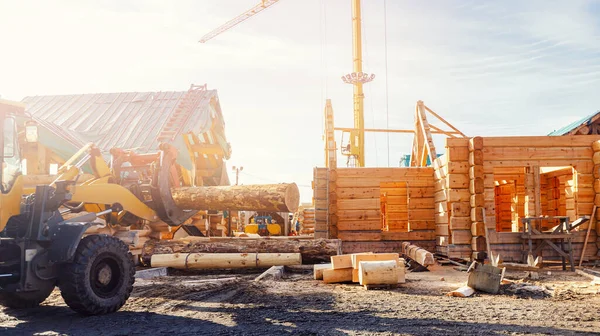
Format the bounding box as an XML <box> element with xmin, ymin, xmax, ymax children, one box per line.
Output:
<box><xmin>198</xmin><ymin>0</ymin><xmax>282</xmax><ymax>43</ymax></box>
<box><xmin>199</xmin><ymin>0</ymin><xmax>371</xmax><ymax>167</ymax></box>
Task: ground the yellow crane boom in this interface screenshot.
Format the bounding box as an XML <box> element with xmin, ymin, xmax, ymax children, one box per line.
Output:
<box><xmin>198</xmin><ymin>0</ymin><xmax>281</xmax><ymax>43</ymax></box>
<box><xmin>198</xmin><ymin>0</ymin><xmax>370</xmax><ymax>168</ymax></box>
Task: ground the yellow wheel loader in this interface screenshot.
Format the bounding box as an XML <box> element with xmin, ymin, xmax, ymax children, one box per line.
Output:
<box><xmin>0</xmin><ymin>99</ymin><xmax>198</xmax><ymax>315</ymax></box>
<box><xmin>0</xmin><ymin>99</ymin><xmax>297</xmax><ymax>315</ymax></box>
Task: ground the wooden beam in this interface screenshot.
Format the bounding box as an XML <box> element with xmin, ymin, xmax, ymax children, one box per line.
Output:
<box><xmin>421</xmin><ymin>104</ymin><xmax>467</xmax><ymax>137</ymax></box>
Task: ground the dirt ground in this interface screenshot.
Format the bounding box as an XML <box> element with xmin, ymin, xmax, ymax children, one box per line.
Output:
<box><xmin>1</xmin><ymin>265</ymin><xmax>599</xmax><ymax>336</ymax></box>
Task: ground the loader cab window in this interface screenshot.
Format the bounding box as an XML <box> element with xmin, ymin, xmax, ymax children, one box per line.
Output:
<box><xmin>2</xmin><ymin>117</ymin><xmax>20</xmax><ymax>192</ymax></box>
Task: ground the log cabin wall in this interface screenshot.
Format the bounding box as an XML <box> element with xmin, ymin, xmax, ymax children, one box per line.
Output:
<box><xmin>313</xmin><ymin>167</ymin><xmax>329</xmax><ymax>239</ymax></box>
<box><xmin>440</xmin><ymin>135</ymin><xmax>600</xmax><ymax>262</ymax></box>
<box><xmin>435</xmin><ymin>138</ymin><xmax>473</xmax><ymax>259</ymax></box>
<box><xmin>312</xmin><ymin>167</ymin><xmax>436</xmax><ymax>254</ymax></box>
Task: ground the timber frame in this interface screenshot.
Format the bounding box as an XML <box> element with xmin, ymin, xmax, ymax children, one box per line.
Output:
<box><xmin>314</xmin><ymin>102</ymin><xmax>600</xmax><ymax>263</ymax></box>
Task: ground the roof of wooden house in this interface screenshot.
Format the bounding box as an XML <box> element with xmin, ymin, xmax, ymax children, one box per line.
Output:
<box><xmin>20</xmin><ymin>85</ymin><xmax>230</xmax><ymax>176</ymax></box>
<box><xmin>548</xmin><ymin>110</ymin><xmax>600</xmax><ymax>136</ymax></box>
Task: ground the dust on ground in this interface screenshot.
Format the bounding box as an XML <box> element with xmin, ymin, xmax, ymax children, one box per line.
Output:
<box><xmin>1</xmin><ymin>265</ymin><xmax>599</xmax><ymax>336</ymax></box>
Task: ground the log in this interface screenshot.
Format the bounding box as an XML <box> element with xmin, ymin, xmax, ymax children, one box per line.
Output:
<box><xmin>331</xmin><ymin>255</ymin><xmax>353</xmax><ymax>269</ymax></box>
<box><xmin>313</xmin><ymin>263</ymin><xmax>332</xmax><ymax>280</ymax></box>
<box><xmin>142</xmin><ymin>237</ymin><xmax>341</xmax><ymax>265</ymax></box>
<box><xmin>171</xmin><ymin>183</ymin><xmax>300</xmax><ymax>212</ymax></box>
<box><xmin>151</xmin><ymin>252</ymin><xmax>301</xmax><ymax>269</ymax></box>
<box><xmin>322</xmin><ymin>268</ymin><xmax>353</xmax><ymax>284</ymax></box>
<box><xmin>448</xmin><ymin>286</ymin><xmax>475</xmax><ymax>297</ymax></box>
<box><xmin>402</xmin><ymin>242</ymin><xmax>435</xmax><ymax>266</ymax></box>
<box><xmin>358</xmin><ymin>260</ymin><xmax>399</xmax><ymax>286</ymax></box>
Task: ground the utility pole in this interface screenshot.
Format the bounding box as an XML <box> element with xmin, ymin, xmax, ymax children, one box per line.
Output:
<box><xmin>232</xmin><ymin>165</ymin><xmax>243</xmax><ymax>185</ymax></box>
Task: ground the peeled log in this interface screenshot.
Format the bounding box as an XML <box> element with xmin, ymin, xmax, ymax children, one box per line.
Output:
<box><xmin>402</xmin><ymin>242</ymin><xmax>435</xmax><ymax>266</ymax></box>
<box><xmin>142</xmin><ymin>237</ymin><xmax>342</xmax><ymax>265</ymax></box>
<box><xmin>358</xmin><ymin>260</ymin><xmax>399</xmax><ymax>286</ymax></box>
<box><xmin>171</xmin><ymin>183</ymin><xmax>300</xmax><ymax>212</ymax></box>
<box><xmin>151</xmin><ymin>252</ymin><xmax>301</xmax><ymax>269</ymax></box>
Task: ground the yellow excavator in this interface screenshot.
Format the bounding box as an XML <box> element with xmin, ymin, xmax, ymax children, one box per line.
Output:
<box><xmin>0</xmin><ymin>99</ymin><xmax>221</xmax><ymax>315</ymax></box>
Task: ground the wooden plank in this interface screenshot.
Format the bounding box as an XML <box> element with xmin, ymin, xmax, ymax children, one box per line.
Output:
<box><xmin>337</xmin><ymin>220</ymin><xmax>381</xmax><ymax>231</ymax></box>
<box><xmin>469</xmin><ymin>178</ymin><xmax>484</xmax><ymax>194</ymax></box>
<box><xmin>337</xmin><ymin>199</ymin><xmax>379</xmax><ymax>210</ymax></box>
<box><xmin>408</xmin><ymin>209</ymin><xmax>435</xmax><ymax>221</ymax></box>
<box><xmin>330</xmin><ymin>254</ymin><xmax>353</xmax><ymax>269</ymax></box>
<box><xmin>337</xmin><ymin>230</ymin><xmax>436</xmax><ymax>242</ymax></box>
<box><xmin>446</xmin><ymin>147</ymin><xmax>469</xmax><ymax>162</ymax></box>
<box><xmin>337</xmin><ymin>187</ymin><xmax>380</xmax><ymax>199</ymax></box>
<box><xmin>322</xmin><ymin>268</ymin><xmax>353</xmax><ymax>283</ymax></box>
<box><xmin>337</xmin><ymin>177</ymin><xmax>433</xmax><ymax>188</ymax></box>
<box><xmin>446</xmin><ymin>138</ymin><xmax>470</xmax><ymax>147</ymax></box>
<box><xmin>447</xmin><ymin>174</ymin><xmax>470</xmax><ymax>189</ymax></box>
<box><xmin>408</xmin><ymin>187</ymin><xmax>435</xmax><ymax>198</ymax></box>
<box><xmin>434</xmin><ymin>190</ymin><xmax>447</xmax><ymax>203</ymax></box>
<box><xmin>471</xmin><ymin>222</ymin><xmax>485</xmax><ymax>236</ymax></box>
<box><xmin>436</xmin><ymin>224</ymin><xmax>449</xmax><ymax>236</ymax></box>
<box><xmin>469</xmin><ymin>150</ymin><xmax>483</xmax><ymax>166</ymax></box>
<box><xmin>482</xmin><ymin>136</ymin><xmax>599</xmax><ymax>148</ymax></box>
<box><xmin>451</xmin><ymin>230</ymin><xmax>472</xmax><ymax>245</ymax></box>
<box><xmin>337</xmin><ymin>210</ymin><xmax>380</xmax><ymax>220</ymax></box>
<box><xmin>381</xmin><ymin>231</ymin><xmax>436</xmax><ymax>241</ymax></box>
<box><xmin>409</xmin><ymin>220</ymin><xmax>435</xmax><ymax>230</ymax></box>
<box><xmin>336</xmin><ymin>168</ymin><xmax>433</xmax><ymax>178</ymax></box>
<box><xmin>448</xmin><ymin>189</ymin><xmax>471</xmax><ymax>202</ymax></box>
<box><xmin>352</xmin><ymin>253</ymin><xmax>400</xmax><ymax>269</ymax></box>
<box><xmin>448</xmin><ymin>161</ymin><xmax>470</xmax><ymax>174</ymax></box>
<box><xmin>450</xmin><ymin>216</ymin><xmax>471</xmax><ymax>230</ymax></box>
<box><xmin>435</xmin><ymin>212</ymin><xmax>449</xmax><ymax>224</ymax></box>
<box><xmin>483</xmin><ymin>147</ymin><xmax>594</xmax><ymax>161</ymax></box>
<box><xmin>409</xmin><ymin>198</ymin><xmax>435</xmax><ymax>209</ymax></box>
<box><xmin>469</xmin><ymin>137</ymin><xmax>484</xmax><ymax>151</ymax></box>
<box><xmin>451</xmin><ymin>202</ymin><xmax>471</xmax><ymax>217</ymax></box>
<box><xmin>471</xmin><ymin>194</ymin><xmax>485</xmax><ymax>207</ymax></box>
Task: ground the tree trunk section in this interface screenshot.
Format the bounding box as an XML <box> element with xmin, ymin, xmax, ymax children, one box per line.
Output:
<box><xmin>142</xmin><ymin>237</ymin><xmax>342</xmax><ymax>265</ymax></box>
<box><xmin>171</xmin><ymin>183</ymin><xmax>300</xmax><ymax>212</ymax></box>
<box><xmin>358</xmin><ymin>260</ymin><xmax>399</xmax><ymax>285</ymax></box>
<box><xmin>151</xmin><ymin>252</ymin><xmax>301</xmax><ymax>269</ymax></box>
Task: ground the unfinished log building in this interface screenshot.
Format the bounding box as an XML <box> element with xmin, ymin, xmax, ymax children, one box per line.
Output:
<box><xmin>313</xmin><ymin>135</ymin><xmax>600</xmax><ymax>263</ymax></box>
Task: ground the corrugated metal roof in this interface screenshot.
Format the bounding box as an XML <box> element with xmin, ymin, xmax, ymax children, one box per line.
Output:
<box><xmin>21</xmin><ymin>88</ymin><xmax>229</xmax><ymax>171</ymax></box>
<box><xmin>548</xmin><ymin>110</ymin><xmax>600</xmax><ymax>136</ymax></box>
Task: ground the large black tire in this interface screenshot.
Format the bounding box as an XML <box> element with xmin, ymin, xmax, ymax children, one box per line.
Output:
<box><xmin>58</xmin><ymin>235</ymin><xmax>135</xmax><ymax>315</ymax></box>
<box><xmin>0</xmin><ymin>283</ymin><xmax>55</xmax><ymax>309</ymax></box>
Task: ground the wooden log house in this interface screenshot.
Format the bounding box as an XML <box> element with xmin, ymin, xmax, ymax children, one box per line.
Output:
<box><xmin>313</xmin><ymin>135</ymin><xmax>600</xmax><ymax>263</ymax></box>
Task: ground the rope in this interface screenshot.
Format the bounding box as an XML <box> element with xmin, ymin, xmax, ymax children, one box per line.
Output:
<box><xmin>383</xmin><ymin>0</ymin><xmax>390</xmax><ymax>167</ymax></box>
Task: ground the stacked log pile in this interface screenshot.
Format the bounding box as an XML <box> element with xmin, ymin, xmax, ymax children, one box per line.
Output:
<box><xmin>314</xmin><ymin>252</ymin><xmax>406</xmax><ymax>289</ymax></box>
<box><xmin>302</xmin><ymin>208</ymin><xmax>316</xmax><ymax>234</ymax></box>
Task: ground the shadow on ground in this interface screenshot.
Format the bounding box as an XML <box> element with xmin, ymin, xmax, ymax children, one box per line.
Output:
<box><xmin>1</xmin><ymin>281</ymin><xmax>596</xmax><ymax>336</ymax></box>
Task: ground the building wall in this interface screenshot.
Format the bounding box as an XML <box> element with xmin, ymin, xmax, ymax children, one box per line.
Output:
<box><xmin>313</xmin><ymin>135</ymin><xmax>600</xmax><ymax>262</ymax></box>
<box><xmin>313</xmin><ymin>167</ymin><xmax>435</xmax><ymax>254</ymax></box>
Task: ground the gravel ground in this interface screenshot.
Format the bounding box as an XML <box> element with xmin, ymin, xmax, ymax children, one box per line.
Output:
<box><xmin>1</xmin><ymin>266</ymin><xmax>599</xmax><ymax>336</ymax></box>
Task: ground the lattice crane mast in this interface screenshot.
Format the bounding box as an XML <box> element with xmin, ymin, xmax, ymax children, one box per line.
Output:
<box><xmin>198</xmin><ymin>0</ymin><xmax>282</xmax><ymax>43</ymax></box>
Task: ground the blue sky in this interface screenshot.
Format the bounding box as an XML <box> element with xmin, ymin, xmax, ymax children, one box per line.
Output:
<box><xmin>1</xmin><ymin>0</ymin><xmax>599</xmax><ymax>202</ymax></box>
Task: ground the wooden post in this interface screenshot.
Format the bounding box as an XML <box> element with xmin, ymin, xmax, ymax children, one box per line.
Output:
<box><xmin>328</xmin><ymin>168</ymin><xmax>338</xmax><ymax>239</ymax></box>
<box><xmin>468</xmin><ymin>137</ymin><xmax>484</xmax><ymax>260</ymax></box>
<box><xmin>313</xmin><ymin>167</ymin><xmax>329</xmax><ymax>239</ymax></box>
